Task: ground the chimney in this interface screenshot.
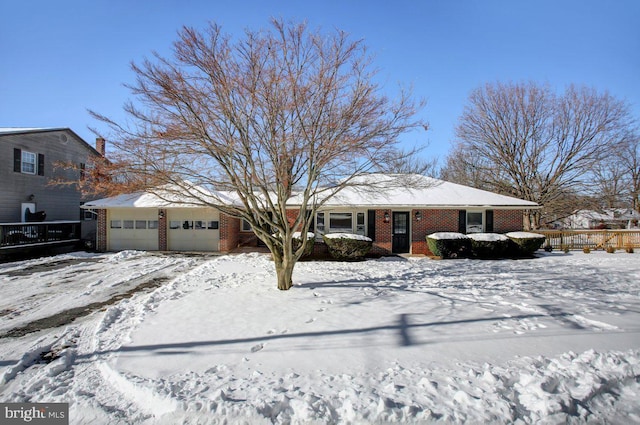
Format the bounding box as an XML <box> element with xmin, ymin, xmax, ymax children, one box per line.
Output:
<box><xmin>95</xmin><ymin>137</ymin><xmax>106</xmax><ymax>156</ymax></box>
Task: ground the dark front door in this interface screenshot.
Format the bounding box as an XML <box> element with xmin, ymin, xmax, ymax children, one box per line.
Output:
<box><xmin>392</xmin><ymin>212</ymin><xmax>410</xmax><ymax>254</ymax></box>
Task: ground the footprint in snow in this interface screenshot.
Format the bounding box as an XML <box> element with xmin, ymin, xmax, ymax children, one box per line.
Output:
<box><xmin>251</xmin><ymin>343</ymin><xmax>264</xmax><ymax>353</ymax></box>
<box><xmin>306</xmin><ymin>318</ymin><xmax>316</xmax><ymax>323</ymax></box>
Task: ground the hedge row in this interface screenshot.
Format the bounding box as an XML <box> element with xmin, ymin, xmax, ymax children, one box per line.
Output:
<box><xmin>427</xmin><ymin>232</ymin><xmax>546</xmax><ymax>259</ymax></box>
<box><xmin>322</xmin><ymin>233</ymin><xmax>373</xmax><ymax>260</ymax></box>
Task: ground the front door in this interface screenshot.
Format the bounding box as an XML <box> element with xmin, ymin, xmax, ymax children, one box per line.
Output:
<box><xmin>392</xmin><ymin>212</ymin><xmax>410</xmax><ymax>253</ymax></box>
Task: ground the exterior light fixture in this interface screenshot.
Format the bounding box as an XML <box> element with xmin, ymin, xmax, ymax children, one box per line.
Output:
<box><xmin>384</xmin><ymin>212</ymin><xmax>390</xmax><ymax>223</ymax></box>
<box><xmin>158</xmin><ymin>210</ymin><xmax>165</xmax><ymax>219</ymax></box>
<box><xmin>415</xmin><ymin>211</ymin><xmax>422</xmax><ymax>221</ymax></box>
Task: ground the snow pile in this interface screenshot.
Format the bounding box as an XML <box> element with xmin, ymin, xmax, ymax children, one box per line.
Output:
<box><xmin>467</xmin><ymin>233</ymin><xmax>509</xmax><ymax>242</ymax></box>
<box><xmin>506</xmin><ymin>231</ymin><xmax>545</xmax><ymax>239</ymax></box>
<box><xmin>292</xmin><ymin>232</ymin><xmax>315</xmax><ymax>239</ymax></box>
<box><xmin>322</xmin><ymin>232</ymin><xmax>372</xmax><ymax>241</ymax></box>
<box><xmin>1</xmin><ymin>250</ymin><xmax>639</xmax><ymax>424</ymax></box>
<box><xmin>427</xmin><ymin>232</ymin><xmax>469</xmax><ymax>240</ymax></box>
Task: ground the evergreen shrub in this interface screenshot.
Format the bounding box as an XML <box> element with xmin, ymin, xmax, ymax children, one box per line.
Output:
<box><xmin>426</xmin><ymin>233</ymin><xmax>471</xmax><ymax>259</ymax></box>
<box><xmin>322</xmin><ymin>233</ymin><xmax>372</xmax><ymax>260</ymax></box>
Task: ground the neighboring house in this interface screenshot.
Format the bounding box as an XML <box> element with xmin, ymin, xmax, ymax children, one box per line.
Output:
<box><xmin>0</xmin><ymin>128</ymin><xmax>104</xmax><ymax>252</ymax></box>
<box><xmin>83</xmin><ymin>174</ymin><xmax>538</xmax><ymax>255</ymax></box>
<box><xmin>561</xmin><ymin>209</ymin><xmax>640</xmax><ymax>230</ymax></box>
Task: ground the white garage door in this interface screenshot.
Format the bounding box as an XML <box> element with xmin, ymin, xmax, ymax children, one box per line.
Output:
<box><xmin>167</xmin><ymin>208</ymin><xmax>220</xmax><ymax>251</ymax></box>
<box><xmin>108</xmin><ymin>209</ymin><xmax>159</xmax><ymax>251</ymax></box>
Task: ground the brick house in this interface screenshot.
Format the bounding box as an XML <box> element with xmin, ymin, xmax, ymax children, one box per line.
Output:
<box><xmin>83</xmin><ymin>174</ymin><xmax>538</xmax><ymax>255</ymax></box>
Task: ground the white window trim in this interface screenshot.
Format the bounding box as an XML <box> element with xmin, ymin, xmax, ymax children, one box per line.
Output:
<box><xmin>316</xmin><ymin>210</ymin><xmax>367</xmax><ymax>237</ymax></box>
<box><xmin>466</xmin><ymin>210</ymin><xmax>484</xmax><ymax>234</ymax></box>
<box><xmin>21</xmin><ymin>151</ymin><xmax>37</xmax><ymax>174</ymax></box>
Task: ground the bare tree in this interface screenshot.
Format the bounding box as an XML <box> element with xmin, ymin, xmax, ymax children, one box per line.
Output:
<box><xmin>90</xmin><ymin>19</ymin><xmax>426</xmax><ymax>290</ymax></box>
<box><xmin>443</xmin><ymin>81</ymin><xmax>632</xmax><ymax>229</ymax></box>
<box><xmin>377</xmin><ymin>147</ymin><xmax>438</xmax><ymax>176</ymax></box>
<box><xmin>618</xmin><ymin>133</ymin><xmax>640</xmax><ymax>212</ymax></box>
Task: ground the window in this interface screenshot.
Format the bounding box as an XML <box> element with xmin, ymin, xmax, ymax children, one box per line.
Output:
<box><xmin>208</xmin><ymin>221</ymin><xmax>219</xmax><ymax>229</ymax></box>
<box><xmin>135</xmin><ymin>220</ymin><xmax>147</xmax><ymax>229</ymax></box>
<box><xmin>356</xmin><ymin>212</ymin><xmax>365</xmax><ymax>235</ymax></box>
<box><xmin>123</xmin><ymin>220</ymin><xmax>134</xmax><ymax>229</ymax></box>
<box><xmin>329</xmin><ymin>213</ymin><xmax>353</xmax><ymax>232</ymax></box>
<box><xmin>195</xmin><ymin>220</ymin><xmax>206</xmax><ymax>230</ymax></box>
<box><xmin>148</xmin><ymin>220</ymin><xmax>159</xmax><ymax>229</ymax></box>
<box><xmin>169</xmin><ymin>221</ymin><xmax>181</xmax><ymax>229</ymax></box>
<box><xmin>466</xmin><ymin>211</ymin><xmax>483</xmax><ymax>233</ymax></box>
<box><xmin>316</xmin><ymin>212</ymin><xmax>359</xmax><ymax>235</ymax></box>
<box><xmin>316</xmin><ymin>212</ymin><xmax>325</xmax><ymax>234</ymax></box>
<box><xmin>110</xmin><ymin>220</ymin><xmax>122</xmax><ymax>229</ymax></box>
<box><xmin>241</xmin><ymin>219</ymin><xmax>252</xmax><ymax>232</ymax></box>
<box><xmin>21</xmin><ymin>151</ymin><xmax>36</xmax><ymax>174</ymax></box>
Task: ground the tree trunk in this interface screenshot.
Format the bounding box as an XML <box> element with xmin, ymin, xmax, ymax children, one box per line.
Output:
<box><xmin>272</xmin><ymin>235</ymin><xmax>296</xmax><ymax>290</ymax></box>
<box><xmin>275</xmin><ymin>254</ymin><xmax>295</xmax><ymax>290</ymax></box>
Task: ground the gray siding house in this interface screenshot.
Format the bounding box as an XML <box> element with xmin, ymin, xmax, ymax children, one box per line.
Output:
<box><xmin>1</xmin><ymin>128</ymin><xmax>104</xmax><ymax>253</ymax></box>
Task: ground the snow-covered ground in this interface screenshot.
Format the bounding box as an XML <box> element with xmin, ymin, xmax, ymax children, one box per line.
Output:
<box><xmin>1</xmin><ymin>250</ymin><xmax>639</xmax><ymax>424</ymax></box>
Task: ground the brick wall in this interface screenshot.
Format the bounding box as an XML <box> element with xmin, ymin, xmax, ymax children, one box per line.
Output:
<box><xmin>371</xmin><ymin>209</ymin><xmax>392</xmax><ymax>255</ymax></box>
<box><xmin>96</xmin><ymin>209</ymin><xmax>107</xmax><ymax>252</ymax></box>
<box><xmin>220</xmin><ymin>213</ymin><xmax>240</xmax><ymax>252</ymax></box>
<box><xmin>412</xmin><ymin>209</ymin><xmax>460</xmax><ymax>255</ymax></box>
<box><xmin>158</xmin><ymin>209</ymin><xmax>167</xmax><ymax>250</ymax></box>
<box><xmin>494</xmin><ymin>209</ymin><xmax>525</xmax><ymax>233</ymax></box>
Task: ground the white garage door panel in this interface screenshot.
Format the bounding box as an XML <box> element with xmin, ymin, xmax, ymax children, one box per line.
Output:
<box><xmin>108</xmin><ymin>209</ymin><xmax>159</xmax><ymax>251</ymax></box>
<box><xmin>167</xmin><ymin>208</ymin><xmax>220</xmax><ymax>251</ymax></box>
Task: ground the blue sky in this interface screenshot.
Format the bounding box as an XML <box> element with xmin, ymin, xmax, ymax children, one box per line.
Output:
<box><xmin>1</xmin><ymin>0</ymin><xmax>638</xmax><ymax>164</ymax></box>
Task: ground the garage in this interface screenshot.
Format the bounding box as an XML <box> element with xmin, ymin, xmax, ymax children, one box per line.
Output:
<box><xmin>167</xmin><ymin>208</ymin><xmax>220</xmax><ymax>251</ymax></box>
<box><xmin>108</xmin><ymin>208</ymin><xmax>159</xmax><ymax>251</ymax></box>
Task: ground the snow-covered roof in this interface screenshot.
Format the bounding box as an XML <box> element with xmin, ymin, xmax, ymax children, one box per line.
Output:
<box><xmin>0</xmin><ymin>127</ymin><xmax>61</xmax><ymax>134</ymax></box>
<box><xmin>317</xmin><ymin>174</ymin><xmax>539</xmax><ymax>208</ymax></box>
<box><xmin>83</xmin><ymin>184</ymin><xmax>241</xmax><ymax>209</ymax></box>
<box><xmin>85</xmin><ymin>174</ymin><xmax>538</xmax><ymax>210</ymax></box>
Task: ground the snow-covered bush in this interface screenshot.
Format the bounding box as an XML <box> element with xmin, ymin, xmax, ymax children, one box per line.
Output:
<box><xmin>293</xmin><ymin>232</ymin><xmax>315</xmax><ymax>258</ymax></box>
<box><xmin>322</xmin><ymin>233</ymin><xmax>372</xmax><ymax>260</ymax></box>
<box><xmin>468</xmin><ymin>233</ymin><xmax>510</xmax><ymax>258</ymax></box>
<box><xmin>426</xmin><ymin>232</ymin><xmax>471</xmax><ymax>259</ymax></box>
<box><xmin>505</xmin><ymin>232</ymin><xmax>546</xmax><ymax>257</ymax></box>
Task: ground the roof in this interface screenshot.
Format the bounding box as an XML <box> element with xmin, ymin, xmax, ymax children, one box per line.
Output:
<box><xmin>83</xmin><ymin>184</ymin><xmax>241</xmax><ymax>209</ymax></box>
<box><xmin>0</xmin><ymin>127</ymin><xmax>102</xmax><ymax>157</ymax></box>
<box><xmin>317</xmin><ymin>174</ymin><xmax>539</xmax><ymax>208</ymax></box>
<box><xmin>84</xmin><ymin>174</ymin><xmax>539</xmax><ymax>210</ymax></box>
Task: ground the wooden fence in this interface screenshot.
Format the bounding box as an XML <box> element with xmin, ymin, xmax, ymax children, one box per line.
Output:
<box><xmin>536</xmin><ymin>230</ymin><xmax>640</xmax><ymax>250</ymax></box>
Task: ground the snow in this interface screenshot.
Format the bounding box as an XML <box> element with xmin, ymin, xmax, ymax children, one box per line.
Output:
<box><xmin>468</xmin><ymin>233</ymin><xmax>510</xmax><ymax>242</ymax></box>
<box><xmin>506</xmin><ymin>231</ymin><xmax>546</xmax><ymax>239</ymax></box>
<box><xmin>427</xmin><ymin>232</ymin><xmax>469</xmax><ymax>240</ymax></box>
<box><xmin>322</xmin><ymin>233</ymin><xmax>372</xmax><ymax>241</ymax></box>
<box><xmin>87</xmin><ymin>173</ymin><xmax>539</xmax><ymax>210</ymax></box>
<box><xmin>292</xmin><ymin>232</ymin><xmax>315</xmax><ymax>239</ymax></box>
<box><xmin>1</xmin><ymin>250</ymin><xmax>639</xmax><ymax>424</ymax></box>
<box><xmin>83</xmin><ymin>184</ymin><xmax>241</xmax><ymax>209</ymax></box>
<box><xmin>319</xmin><ymin>174</ymin><xmax>539</xmax><ymax>208</ymax></box>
